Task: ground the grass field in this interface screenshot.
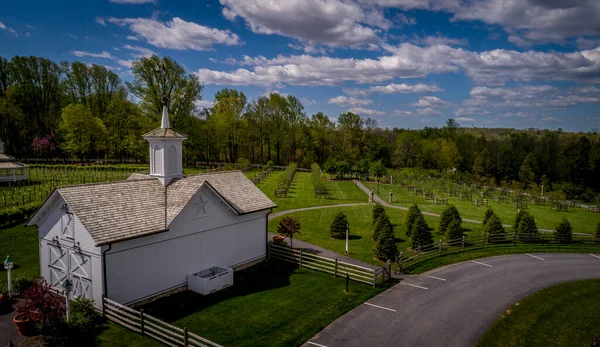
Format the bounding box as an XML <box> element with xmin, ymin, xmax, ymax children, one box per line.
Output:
<box><xmin>477</xmin><ymin>279</ymin><xmax>600</xmax><ymax>347</ymax></box>
<box><xmin>258</xmin><ymin>172</ymin><xmax>366</xmax><ymax>211</ymax></box>
<box><xmin>269</xmin><ymin>205</ymin><xmax>483</xmax><ymax>265</ymax></box>
<box><xmin>363</xmin><ymin>181</ymin><xmax>600</xmax><ymax>234</ymax></box>
<box><xmin>140</xmin><ymin>261</ymin><xmax>385</xmax><ymax>347</ymax></box>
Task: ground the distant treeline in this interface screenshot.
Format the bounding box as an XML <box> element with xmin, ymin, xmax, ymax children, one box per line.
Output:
<box><xmin>1</xmin><ymin>55</ymin><xmax>599</xmax><ymax>196</ymax></box>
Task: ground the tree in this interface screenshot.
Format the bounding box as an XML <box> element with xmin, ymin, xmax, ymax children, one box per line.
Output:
<box><xmin>437</xmin><ymin>205</ymin><xmax>461</xmax><ymax>235</ymax></box>
<box><xmin>373</xmin><ymin>212</ymin><xmax>391</xmax><ymax>241</ymax></box>
<box><xmin>370</xmin><ymin>160</ymin><xmax>388</xmax><ymax>193</ymax></box>
<box><xmin>411</xmin><ymin>215</ymin><xmax>433</xmax><ymax>250</ymax></box>
<box><xmin>323</xmin><ymin>158</ymin><xmax>338</xmax><ymax>179</ymax></box>
<box><xmin>517</xmin><ymin>212</ymin><xmax>539</xmax><ymax>242</ymax></box>
<box><xmin>482</xmin><ymin>207</ymin><xmax>494</xmax><ymax>227</ymax></box>
<box><xmin>596</xmin><ymin>220</ymin><xmax>600</xmax><ymax>243</ymax></box>
<box><xmin>372</xmin><ymin>203</ymin><xmax>385</xmax><ymax>225</ymax></box>
<box><xmin>447</xmin><ymin>217</ymin><xmax>463</xmax><ymax>241</ymax></box>
<box><xmin>513</xmin><ymin>210</ymin><xmax>526</xmax><ymax>233</ymax></box>
<box><xmin>555</xmin><ymin>217</ymin><xmax>572</xmax><ymax>244</ymax></box>
<box><xmin>405</xmin><ymin>204</ymin><xmax>422</xmax><ymax>237</ymax></box>
<box><xmin>482</xmin><ymin>213</ymin><xmax>505</xmax><ymax>242</ymax></box>
<box><xmin>213</xmin><ymin>88</ymin><xmax>247</xmax><ymax>162</ymax></box>
<box><xmin>373</xmin><ymin>219</ymin><xmax>398</xmax><ymax>261</ymax></box>
<box><xmin>60</xmin><ymin>104</ymin><xmax>107</xmax><ymax>164</ymax></box>
<box><xmin>277</xmin><ymin>216</ymin><xmax>301</xmax><ymax>248</ymax></box>
<box><xmin>394</xmin><ymin>131</ymin><xmax>422</xmax><ymax>167</ymax></box>
<box><xmin>519</xmin><ymin>153</ymin><xmax>536</xmax><ymax>187</ymax></box>
<box><xmin>330</xmin><ymin>211</ymin><xmax>349</xmax><ymax>239</ymax></box>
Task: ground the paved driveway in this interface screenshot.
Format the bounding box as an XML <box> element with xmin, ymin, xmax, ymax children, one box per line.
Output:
<box><xmin>304</xmin><ymin>253</ymin><xmax>600</xmax><ymax>347</ymax></box>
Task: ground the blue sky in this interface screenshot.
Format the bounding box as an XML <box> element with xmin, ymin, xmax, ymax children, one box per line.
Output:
<box><xmin>1</xmin><ymin>0</ymin><xmax>600</xmax><ymax>131</ymax></box>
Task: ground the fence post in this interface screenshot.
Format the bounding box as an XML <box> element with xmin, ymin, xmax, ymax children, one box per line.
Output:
<box><xmin>439</xmin><ymin>239</ymin><xmax>442</xmax><ymax>253</ymax></box>
<box><xmin>140</xmin><ymin>309</ymin><xmax>145</xmax><ymax>336</ymax></box>
<box><xmin>462</xmin><ymin>235</ymin><xmax>465</xmax><ymax>251</ymax></box>
<box><xmin>299</xmin><ymin>248</ymin><xmax>303</xmax><ymax>268</ymax></box>
<box><xmin>486</xmin><ymin>233</ymin><xmax>489</xmax><ymax>247</ymax></box>
<box><xmin>267</xmin><ymin>242</ymin><xmax>270</xmax><ymax>260</ymax></box>
<box><xmin>417</xmin><ymin>245</ymin><xmax>421</xmax><ymax>261</ymax></box>
<box><xmin>513</xmin><ymin>232</ymin><xmax>516</xmax><ymax>246</ymax></box>
<box><xmin>541</xmin><ymin>232</ymin><xmax>544</xmax><ymax>246</ymax></box>
<box><xmin>398</xmin><ymin>252</ymin><xmax>403</xmax><ymax>274</ymax></box>
<box><xmin>184</xmin><ymin>327</ymin><xmax>188</xmax><ymax>347</ymax></box>
<box><xmin>334</xmin><ymin>259</ymin><xmax>338</xmax><ymax>278</ymax></box>
<box><xmin>372</xmin><ymin>269</ymin><xmax>377</xmax><ymax>288</ymax></box>
<box><xmin>101</xmin><ymin>295</ymin><xmax>106</xmax><ymax>317</ymax></box>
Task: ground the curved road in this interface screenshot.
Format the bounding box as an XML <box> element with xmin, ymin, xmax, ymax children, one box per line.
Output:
<box><xmin>304</xmin><ymin>253</ymin><xmax>600</xmax><ymax>347</ymax></box>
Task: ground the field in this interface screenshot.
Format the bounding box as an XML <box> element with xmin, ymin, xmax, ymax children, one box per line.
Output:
<box><xmin>363</xmin><ymin>181</ymin><xmax>600</xmax><ymax>234</ymax></box>
<box><xmin>477</xmin><ymin>279</ymin><xmax>600</xmax><ymax>347</ymax></box>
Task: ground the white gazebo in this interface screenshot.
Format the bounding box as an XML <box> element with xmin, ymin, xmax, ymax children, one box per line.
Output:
<box><xmin>0</xmin><ymin>139</ymin><xmax>27</xmax><ymax>182</ymax></box>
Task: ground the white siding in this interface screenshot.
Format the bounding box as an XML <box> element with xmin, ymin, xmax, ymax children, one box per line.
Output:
<box><xmin>105</xmin><ymin>186</ymin><xmax>268</xmax><ymax>304</ymax></box>
<box><xmin>37</xmin><ymin>197</ymin><xmax>104</xmax><ymax>308</ymax></box>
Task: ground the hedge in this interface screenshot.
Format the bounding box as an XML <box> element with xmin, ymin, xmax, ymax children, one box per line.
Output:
<box><xmin>0</xmin><ymin>203</ymin><xmax>41</xmax><ymax>227</ymax></box>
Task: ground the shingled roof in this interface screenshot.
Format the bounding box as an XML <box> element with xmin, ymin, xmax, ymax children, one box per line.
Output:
<box><xmin>28</xmin><ymin>171</ymin><xmax>276</xmax><ymax>246</ymax></box>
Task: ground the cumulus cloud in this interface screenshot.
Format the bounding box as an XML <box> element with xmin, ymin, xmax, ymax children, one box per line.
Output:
<box><xmin>0</xmin><ymin>21</ymin><xmax>5</xmax><ymax>30</ymax></box>
<box><xmin>347</xmin><ymin>107</ymin><xmax>385</xmax><ymax>116</ymax></box>
<box><xmin>95</xmin><ymin>17</ymin><xmax>106</xmax><ymax>26</ymax></box>
<box><xmin>123</xmin><ymin>44</ymin><xmax>154</xmax><ymax>58</ymax></box>
<box><xmin>195</xmin><ymin>44</ymin><xmax>600</xmax><ymax>87</ymax></box>
<box><xmin>455</xmin><ymin>117</ymin><xmax>474</xmax><ymax>122</ymax></box>
<box><xmin>417</xmin><ymin>107</ymin><xmax>443</xmax><ymax>116</ymax></box>
<box><xmin>454</xmin><ymin>107</ymin><xmax>489</xmax><ymax>116</ymax></box>
<box><xmin>368</xmin><ymin>82</ymin><xmax>443</xmax><ymax>94</ymax></box>
<box><xmin>219</xmin><ymin>0</ymin><xmax>390</xmax><ymax>50</ymax></box>
<box><xmin>71</xmin><ymin>51</ymin><xmax>133</xmax><ymax>68</ymax></box>
<box><xmin>416</xmin><ymin>34</ymin><xmax>468</xmax><ymax>46</ymax></box>
<box><xmin>195</xmin><ymin>100</ymin><xmax>214</xmax><ymax>109</ymax></box>
<box><xmin>465</xmin><ymin>85</ymin><xmax>600</xmax><ymax>109</ymax></box>
<box><xmin>108</xmin><ymin>17</ymin><xmax>242</xmax><ymax>51</ymax></box>
<box><xmin>328</xmin><ymin>96</ymin><xmax>372</xmax><ymax>107</ymax></box>
<box><xmin>394</xmin><ymin>110</ymin><xmax>414</xmax><ymax>116</ymax></box>
<box><xmin>411</xmin><ymin>96</ymin><xmax>451</xmax><ymax>107</ymax></box>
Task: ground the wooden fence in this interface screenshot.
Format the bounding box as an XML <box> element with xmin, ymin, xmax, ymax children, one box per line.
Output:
<box><xmin>268</xmin><ymin>243</ymin><xmax>390</xmax><ymax>287</ymax></box>
<box><xmin>102</xmin><ymin>297</ymin><xmax>222</xmax><ymax>347</ymax></box>
<box><xmin>395</xmin><ymin>232</ymin><xmax>600</xmax><ymax>273</ymax></box>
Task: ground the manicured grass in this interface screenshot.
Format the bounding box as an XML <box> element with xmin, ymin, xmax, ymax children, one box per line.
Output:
<box><xmin>363</xmin><ymin>182</ymin><xmax>600</xmax><ymax>234</ymax></box>
<box><xmin>95</xmin><ymin>322</ymin><xmax>163</xmax><ymax>347</ymax></box>
<box><xmin>258</xmin><ymin>172</ymin><xmax>366</xmax><ymax>211</ymax></box>
<box><xmin>140</xmin><ymin>261</ymin><xmax>386</xmax><ymax>347</ymax></box>
<box><xmin>477</xmin><ymin>279</ymin><xmax>600</xmax><ymax>347</ymax></box>
<box><xmin>269</xmin><ymin>205</ymin><xmax>483</xmax><ymax>266</ymax></box>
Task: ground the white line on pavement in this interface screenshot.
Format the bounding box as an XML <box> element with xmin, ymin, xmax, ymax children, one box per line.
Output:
<box><xmin>404</xmin><ymin>283</ymin><xmax>429</xmax><ymax>290</ymax></box>
<box><xmin>471</xmin><ymin>260</ymin><xmax>493</xmax><ymax>268</ymax></box>
<box><xmin>590</xmin><ymin>254</ymin><xmax>600</xmax><ymax>259</ymax></box>
<box><xmin>364</xmin><ymin>302</ymin><xmax>397</xmax><ymax>312</ymax></box>
<box><xmin>425</xmin><ymin>275</ymin><xmax>447</xmax><ymax>281</ymax></box>
<box><xmin>307</xmin><ymin>342</ymin><xmax>328</xmax><ymax>347</ymax></box>
<box><xmin>525</xmin><ymin>254</ymin><xmax>545</xmax><ymax>261</ymax></box>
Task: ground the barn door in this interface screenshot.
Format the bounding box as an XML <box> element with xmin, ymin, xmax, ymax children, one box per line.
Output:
<box><xmin>48</xmin><ymin>245</ymin><xmax>67</xmax><ymax>288</ymax></box>
<box><xmin>47</xmin><ymin>244</ymin><xmax>92</xmax><ymax>300</ymax></box>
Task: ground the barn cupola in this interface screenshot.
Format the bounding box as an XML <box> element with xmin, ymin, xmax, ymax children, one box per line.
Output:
<box><xmin>142</xmin><ymin>100</ymin><xmax>188</xmax><ymax>186</ymax></box>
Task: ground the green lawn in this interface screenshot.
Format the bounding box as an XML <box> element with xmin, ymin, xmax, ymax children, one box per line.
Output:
<box><xmin>477</xmin><ymin>279</ymin><xmax>600</xmax><ymax>347</ymax></box>
<box><xmin>269</xmin><ymin>205</ymin><xmax>483</xmax><ymax>266</ymax></box>
<box><xmin>95</xmin><ymin>322</ymin><xmax>163</xmax><ymax>347</ymax></box>
<box><xmin>363</xmin><ymin>182</ymin><xmax>600</xmax><ymax>234</ymax></box>
<box><xmin>258</xmin><ymin>172</ymin><xmax>366</xmax><ymax>211</ymax></box>
<box><xmin>139</xmin><ymin>261</ymin><xmax>386</xmax><ymax>347</ymax></box>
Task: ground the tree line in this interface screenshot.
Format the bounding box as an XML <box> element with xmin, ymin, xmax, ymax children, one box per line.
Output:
<box><xmin>1</xmin><ymin>54</ymin><xmax>599</xmax><ymax>195</ymax></box>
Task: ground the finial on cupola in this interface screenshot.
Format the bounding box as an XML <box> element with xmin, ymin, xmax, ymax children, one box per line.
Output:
<box><xmin>160</xmin><ymin>94</ymin><xmax>170</xmax><ymax>129</ymax></box>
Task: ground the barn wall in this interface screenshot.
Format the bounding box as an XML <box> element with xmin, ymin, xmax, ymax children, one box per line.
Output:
<box><xmin>105</xmin><ymin>187</ymin><xmax>268</xmax><ymax>305</ymax></box>
<box><xmin>37</xmin><ymin>197</ymin><xmax>104</xmax><ymax>308</ymax></box>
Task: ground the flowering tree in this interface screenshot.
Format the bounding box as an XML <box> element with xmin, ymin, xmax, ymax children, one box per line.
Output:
<box><xmin>277</xmin><ymin>216</ymin><xmax>301</xmax><ymax>248</ymax></box>
<box><xmin>30</xmin><ymin>132</ymin><xmax>56</xmax><ymax>157</ymax></box>
<box><xmin>17</xmin><ymin>279</ymin><xmax>66</xmax><ymax>335</ymax></box>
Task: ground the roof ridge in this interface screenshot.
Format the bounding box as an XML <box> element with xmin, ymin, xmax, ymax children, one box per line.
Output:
<box><xmin>184</xmin><ymin>169</ymin><xmax>242</xmax><ymax>178</ymax></box>
<box><xmin>58</xmin><ymin>177</ymin><xmax>158</xmax><ymax>189</ymax></box>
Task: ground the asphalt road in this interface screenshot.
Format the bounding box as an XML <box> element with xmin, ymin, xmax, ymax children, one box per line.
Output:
<box><xmin>304</xmin><ymin>253</ymin><xmax>600</xmax><ymax>347</ymax></box>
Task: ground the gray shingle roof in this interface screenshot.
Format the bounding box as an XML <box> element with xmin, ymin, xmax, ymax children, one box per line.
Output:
<box><xmin>0</xmin><ymin>161</ymin><xmax>27</xmax><ymax>169</ymax></box>
<box><xmin>142</xmin><ymin>128</ymin><xmax>187</xmax><ymax>138</ymax></box>
<box><xmin>53</xmin><ymin>171</ymin><xmax>275</xmax><ymax>246</ymax></box>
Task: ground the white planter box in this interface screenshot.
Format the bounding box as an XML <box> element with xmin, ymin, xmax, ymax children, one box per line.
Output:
<box><xmin>187</xmin><ymin>266</ymin><xmax>233</xmax><ymax>295</ymax></box>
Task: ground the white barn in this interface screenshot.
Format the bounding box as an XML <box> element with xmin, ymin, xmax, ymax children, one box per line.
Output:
<box><xmin>27</xmin><ymin>105</ymin><xmax>276</xmax><ymax>307</ymax></box>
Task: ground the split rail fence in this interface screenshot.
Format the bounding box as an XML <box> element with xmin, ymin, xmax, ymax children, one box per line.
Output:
<box><xmin>102</xmin><ymin>297</ymin><xmax>222</xmax><ymax>347</ymax></box>
<box><xmin>268</xmin><ymin>243</ymin><xmax>390</xmax><ymax>287</ymax></box>
<box><xmin>395</xmin><ymin>232</ymin><xmax>600</xmax><ymax>274</ymax></box>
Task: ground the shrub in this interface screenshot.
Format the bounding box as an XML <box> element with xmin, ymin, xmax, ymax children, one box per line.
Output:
<box><xmin>277</xmin><ymin>216</ymin><xmax>301</xmax><ymax>248</ymax></box>
<box><xmin>411</xmin><ymin>215</ymin><xmax>433</xmax><ymax>250</ymax></box>
<box><xmin>373</xmin><ymin>220</ymin><xmax>398</xmax><ymax>261</ymax></box>
<box><xmin>373</xmin><ymin>212</ymin><xmax>391</xmax><ymax>241</ymax></box>
<box><xmin>513</xmin><ymin>210</ymin><xmax>526</xmax><ymax>233</ymax></box>
<box><xmin>372</xmin><ymin>203</ymin><xmax>385</xmax><ymax>225</ymax></box>
<box><xmin>437</xmin><ymin>205</ymin><xmax>461</xmax><ymax>235</ymax></box>
<box><xmin>68</xmin><ymin>297</ymin><xmax>101</xmax><ymax>337</ymax></box>
<box><xmin>404</xmin><ymin>204</ymin><xmax>422</xmax><ymax>237</ymax></box>
<box><xmin>482</xmin><ymin>213</ymin><xmax>506</xmax><ymax>243</ymax></box>
<box><xmin>13</xmin><ymin>276</ymin><xmax>36</xmax><ymax>297</ymax></box>
<box><xmin>17</xmin><ymin>279</ymin><xmax>66</xmax><ymax>336</ymax></box>
<box><xmin>555</xmin><ymin>217</ymin><xmax>573</xmax><ymax>244</ymax></box>
<box><xmin>0</xmin><ymin>203</ymin><xmax>41</xmax><ymax>227</ymax></box>
<box><xmin>517</xmin><ymin>212</ymin><xmax>539</xmax><ymax>242</ymax></box>
<box><xmin>446</xmin><ymin>217</ymin><xmax>463</xmax><ymax>241</ymax></box>
<box><xmin>482</xmin><ymin>207</ymin><xmax>494</xmax><ymax>227</ymax></box>
<box><xmin>596</xmin><ymin>221</ymin><xmax>600</xmax><ymax>243</ymax></box>
<box><xmin>330</xmin><ymin>211</ymin><xmax>349</xmax><ymax>239</ymax></box>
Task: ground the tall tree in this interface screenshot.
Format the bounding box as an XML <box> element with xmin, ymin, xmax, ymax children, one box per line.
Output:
<box><xmin>213</xmin><ymin>88</ymin><xmax>247</xmax><ymax>162</ymax></box>
<box><xmin>60</xmin><ymin>104</ymin><xmax>107</xmax><ymax>164</ymax></box>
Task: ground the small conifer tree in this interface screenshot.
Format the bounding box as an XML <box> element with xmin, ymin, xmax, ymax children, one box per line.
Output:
<box><xmin>482</xmin><ymin>207</ymin><xmax>494</xmax><ymax>227</ymax></box>
<box><xmin>513</xmin><ymin>210</ymin><xmax>526</xmax><ymax>233</ymax></box>
<box><xmin>437</xmin><ymin>205</ymin><xmax>461</xmax><ymax>235</ymax></box>
<box><xmin>411</xmin><ymin>215</ymin><xmax>433</xmax><ymax>250</ymax></box>
<box><xmin>373</xmin><ymin>221</ymin><xmax>398</xmax><ymax>261</ymax></box>
<box><xmin>517</xmin><ymin>212</ymin><xmax>539</xmax><ymax>242</ymax></box>
<box><xmin>373</xmin><ymin>212</ymin><xmax>391</xmax><ymax>241</ymax></box>
<box><xmin>330</xmin><ymin>211</ymin><xmax>349</xmax><ymax>239</ymax></box>
<box><xmin>405</xmin><ymin>204</ymin><xmax>422</xmax><ymax>237</ymax></box>
<box><xmin>482</xmin><ymin>213</ymin><xmax>505</xmax><ymax>243</ymax></box>
<box><xmin>555</xmin><ymin>216</ymin><xmax>572</xmax><ymax>244</ymax></box>
<box><xmin>596</xmin><ymin>221</ymin><xmax>600</xmax><ymax>243</ymax></box>
<box><xmin>372</xmin><ymin>203</ymin><xmax>385</xmax><ymax>225</ymax></box>
<box><xmin>446</xmin><ymin>217</ymin><xmax>463</xmax><ymax>241</ymax></box>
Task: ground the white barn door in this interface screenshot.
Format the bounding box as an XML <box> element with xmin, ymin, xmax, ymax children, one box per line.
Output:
<box><xmin>47</xmin><ymin>245</ymin><xmax>92</xmax><ymax>299</ymax></box>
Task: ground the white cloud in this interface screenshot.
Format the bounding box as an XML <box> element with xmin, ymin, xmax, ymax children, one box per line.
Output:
<box><xmin>108</xmin><ymin>0</ymin><xmax>155</xmax><ymax>4</ymax></box>
<box><xmin>416</xmin><ymin>35</ymin><xmax>468</xmax><ymax>46</ymax></box>
<box><xmin>68</xmin><ymin>34</ymin><xmax>78</xmax><ymax>39</ymax></box>
<box><xmin>368</xmin><ymin>83</ymin><xmax>443</xmax><ymax>94</ymax></box>
<box><xmin>394</xmin><ymin>110</ymin><xmax>414</xmax><ymax>116</ymax></box>
<box><xmin>123</xmin><ymin>44</ymin><xmax>155</xmax><ymax>58</ymax></box>
<box><xmin>328</xmin><ymin>96</ymin><xmax>372</xmax><ymax>107</ymax></box>
<box><xmin>455</xmin><ymin>117</ymin><xmax>474</xmax><ymax>122</ymax></box>
<box><xmin>208</xmin><ymin>57</ymin><xmax>218</xmax><ymax>63</ymax></box>
<box><xmin>454</xmin><ymin>107</ymin><xmax>489</xmax><ymax>116</ymax></box>
<box><xmin>71</xmin><ymin>51</ymin><xmax>133</xmax><ymax>68</ymax></box>
<box><xmin>0</xmin><ymin>21</ymin><xmax>18</xmax><ymax>37</ymax></box>
<box><xmin>465</xmin><ymin>85</ymin><xmax>600</xmax><ymax>109</ymax></box>
<box><xmin>108</xmin><ymin>17</ymin><xmax>242</xmax><ymax>51</ymax></box>
<box><xmin>95</xmin><ymin>17</ymin><xmax>106</xmax><ymax>26</ymax></box>
<box><xmin>347</xmin><ymin>107</ymin><xmax>385</xmax><ymax>116</ymax></box>
<box><xmin>219</xmin><ymin>0</ymin><xmax>390</xmax><ymax>50</ymax></box>
<box><xmin>394</xmin><ymin>13</ymin><xmax>416</xmax><ymax>26</ymax></box>
<box><xmin>126</xmin><ymin>35</ymin><xmax>139</xmax><ymax>41</ymax></box>
<box><xmin>577</xmin><ymin>37</ymin><xmax>600</xmax><ymax>50</ymax></box>
<box><xmin>0</xmin><ymin>21</ymin><xmax>6</xmax><ymax>30</ymax></box>
<box><xmin>195</xmin><ymin>100</ymin><xmax>214</xmax><ymax>109</ymax></box>
<box><xmin>411</xmin><ymin>96</ymin><xmax>451</xmax><ymax>107</ymax></box>
<box><xmin>417</xmin><ymin>107</ymin><xmax>443</xmax><ymax>116</ymax></box>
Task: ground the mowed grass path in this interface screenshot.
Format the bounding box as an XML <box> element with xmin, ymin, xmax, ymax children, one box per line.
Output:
<box><xmin>363</xmin><ymin>182</ymin><xmax>600</xmax><ymax>234</ymax></box>
<box><xmin>141</xmin><ymin>261</ymin><xmax>384</xmax><ymax>347</ymax></box>
<box><xmin>269</xmin><ymin>205</ymin><xmax>482</xmax><ymax>266</ymax></box>
<box><xmin>477</xmin><ymin>279</ymin><xmax>600</xmax><ymax>347</ymax></box>
<box><xmin>258</xmin><ymin>172</ymin><xmax>366</xmax><ymax>211</ymax></box>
